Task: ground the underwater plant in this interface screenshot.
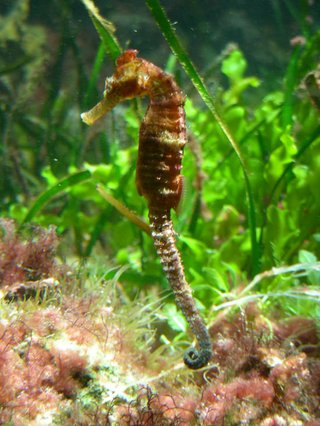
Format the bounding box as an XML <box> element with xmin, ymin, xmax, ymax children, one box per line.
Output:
<box><xmin>81</xmin><ymin>49</ymin><xmax>212</xmax><ymax>369</ymax></box>
<box><xmin>0</xmin><ymin>218</ymin><xmax>61</xmax><ymax>290</ymax></box>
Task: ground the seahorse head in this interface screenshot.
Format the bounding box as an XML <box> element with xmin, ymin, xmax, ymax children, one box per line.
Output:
<box><xmin>103</xmin><ymin>49</ymin><xmax>151</xmax><ymax>101</ymax></box>
<box><xmin>81</xmin><ymin>50</ymin><xmax>152</xmax><ymax>125</ymax></box>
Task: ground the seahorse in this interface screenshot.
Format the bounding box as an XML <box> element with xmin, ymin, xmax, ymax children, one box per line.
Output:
<box><xmin>81</xmin><ymin>50</ymin><xmax>212</xmax><ymax>369</ymax></box>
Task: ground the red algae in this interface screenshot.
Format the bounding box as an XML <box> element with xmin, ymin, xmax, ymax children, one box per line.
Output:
<box><xmin>0</xmin><ymin>222</ymin><xmax>319</xmax><ymax>425</ymax></box>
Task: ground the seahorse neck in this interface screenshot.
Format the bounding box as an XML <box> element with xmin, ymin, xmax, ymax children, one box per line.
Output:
<box><xmin>148</xmin><ymin>75</ymin><xmax>184</xmax><ymax>106</ymax></box>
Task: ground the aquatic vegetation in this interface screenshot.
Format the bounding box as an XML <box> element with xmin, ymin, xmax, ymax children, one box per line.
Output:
<box><xmin>0</xmin><ymin>0</ymin><xmax>48</xmax><ymax>206</ymax></box>
<box><xmin>0</xmin><ymin>218</ymin><xmax>60</xmax><ymax>288</ymax></box>
<box><xmin>0</xmin><ymin>255</ymin><xmax>319</xmax><ymax>424</ymax></box>
<box><xmin>0</xmin><ymin>268</ymin><xmax>163</xmax><ymax>424</ymax></box>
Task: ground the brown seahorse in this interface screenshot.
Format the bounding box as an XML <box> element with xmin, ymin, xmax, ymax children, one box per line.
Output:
<box><xmin>81</xmin><ymin>50</ymin><xmax>212</xmax><ymax>369</ymax></box>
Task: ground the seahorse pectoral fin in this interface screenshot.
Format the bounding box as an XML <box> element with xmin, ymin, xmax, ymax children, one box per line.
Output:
<box><xmin>173</xmin><ymin>175</ymin><xmax>185</xmax><ymax>212</ymax></box>
<box><xmin>305</xmin><ymin>72</ymin><xmax>320</xmax><ymax>110</ymax></box>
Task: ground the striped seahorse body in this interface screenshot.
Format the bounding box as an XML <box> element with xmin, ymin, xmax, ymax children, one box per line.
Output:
<box><xmin>81</xmin><ymin>50</ymin><xmax>212</xmax><ymax>369</ymax></box>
